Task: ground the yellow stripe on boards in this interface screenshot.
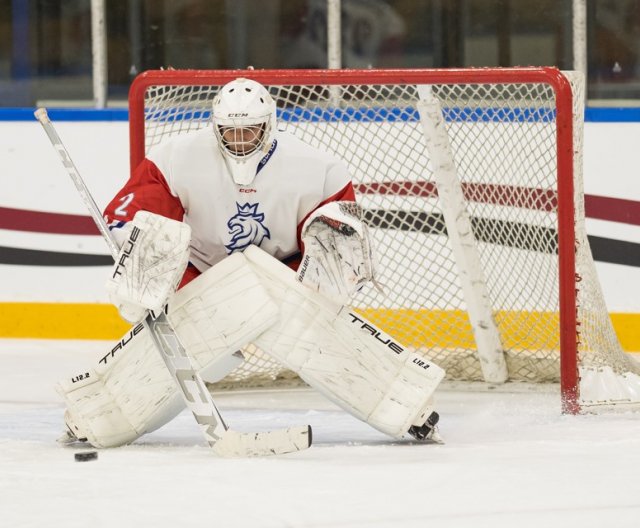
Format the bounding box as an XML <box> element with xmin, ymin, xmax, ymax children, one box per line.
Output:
<box><xmin>356</xmin><ymin>308</ymin><xmax>640</xmax><ymax>353</ymax></box>
<box><xmin>610</xmin><ymin>313</ymin><xmax>640</xmax><ymax>353</ymax></box>
<box><xmin>0</xmin><ymin>303</ymin><xmax>130</xmax><ymax>340</ymax></box>
<box><xmin>0</xmin><ymin>303</ymin><xmax>639</xmax><ymax>353</ymax></box>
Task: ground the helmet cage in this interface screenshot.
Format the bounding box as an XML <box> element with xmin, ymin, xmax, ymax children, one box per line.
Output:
<box><xmin>215</xmin><ymin>120</ymin><xmax>270</xmax><ymax>159</ymax></box>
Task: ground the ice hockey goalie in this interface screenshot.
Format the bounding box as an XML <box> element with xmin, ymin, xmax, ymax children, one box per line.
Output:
<box><xmin>55</xmin><ymin>77</ymin><xmax>445</xmax><ymax>449</ymax></box>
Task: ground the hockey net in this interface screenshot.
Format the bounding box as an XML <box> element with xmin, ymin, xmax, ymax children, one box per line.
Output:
<box><xmin>129</xmin><ymin>68</ymin><xmax>640</xmax><ymax>413</ymax></box>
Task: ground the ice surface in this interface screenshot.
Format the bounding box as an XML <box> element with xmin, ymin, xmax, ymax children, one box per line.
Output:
<box><xmin>2</xmin><ymin>339</ymin><xmax>640</xmax><ymax>528</ymax></box>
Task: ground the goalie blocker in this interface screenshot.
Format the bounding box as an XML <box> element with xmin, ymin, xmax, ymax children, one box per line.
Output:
<box><xmin>57</xmin><ymin>246</ymin><xmax>445</xmax><ymax>448</ymax></box>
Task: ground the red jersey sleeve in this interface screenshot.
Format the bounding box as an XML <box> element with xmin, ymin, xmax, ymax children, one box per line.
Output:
<box><xmin>103</xmin><ymin>158</ymin><xmax>185</xmax><ymax>228</ymax></box>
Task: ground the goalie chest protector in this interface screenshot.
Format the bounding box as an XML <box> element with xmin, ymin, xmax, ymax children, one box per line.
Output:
<box><xmin>145</xmin><ymin>128</ymin><xmax>354</xmax><ymax>272</ymax></box>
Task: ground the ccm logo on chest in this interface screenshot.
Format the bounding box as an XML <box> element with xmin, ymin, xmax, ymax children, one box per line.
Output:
<box><xmin>239</xmin><ymin>188</ymin><xmax>257</xmax><ymax>193</ymax></box>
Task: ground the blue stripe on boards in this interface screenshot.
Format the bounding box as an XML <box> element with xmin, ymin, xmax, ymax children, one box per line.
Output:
<box><xmin>1</xmin><ymin>106</ymin><xmax>640</xmax><ymax>123</ymax></box>
<box><xmin>277</xmin><ymin>106</ymin><xmax>557</xmax><ymax>123</ymax></box>
<box><xmin>584</xmin><ymin>107</ymin><xmax>640</xmax><ymax>122</ymax></box>
<box><xmin>0</xmin><ymin>108</ymin><xmax>129</xmax><ymax>121</ymax></box>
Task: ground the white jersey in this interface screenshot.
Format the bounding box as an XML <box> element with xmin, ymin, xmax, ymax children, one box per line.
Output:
<box><xmin>104</xmin><ymin>127</ymin><xmax>354</xmax><ymax>273</ymax></box>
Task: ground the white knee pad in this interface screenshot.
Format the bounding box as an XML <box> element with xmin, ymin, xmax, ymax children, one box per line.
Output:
<box><xmin>244</xmin><ymin>246</ymin><xmax>446</xmax><ymax>439</ymax></box>
<box><xmin>57</xmin><ymin>252</ymin><xmax>279</xmax><ymax>448</ymax></box>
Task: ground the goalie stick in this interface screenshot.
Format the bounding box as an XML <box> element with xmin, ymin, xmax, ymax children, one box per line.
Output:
<box><xmin>34</xmin><ymin>108</ymin><xmax>311</xmax><ymax>457</ymax></box>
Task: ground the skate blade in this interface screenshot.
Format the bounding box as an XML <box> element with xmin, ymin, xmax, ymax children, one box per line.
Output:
<box><xmin>428</xmin><ymin>428</ymin><xmax>445</xmax><ymax>445</ymax></box>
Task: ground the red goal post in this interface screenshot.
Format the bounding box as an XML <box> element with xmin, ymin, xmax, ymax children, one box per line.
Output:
<box><xmin>128</xmin><ymin>67</ymin><xmax>638</xmax><ymax>414</ymax></box>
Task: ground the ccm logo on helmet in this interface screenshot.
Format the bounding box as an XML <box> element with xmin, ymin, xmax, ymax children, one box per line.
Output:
<box><xmin>228</xmin><ymin>112</ymin><xmax>249</xmax><ymax>117</ymax></box>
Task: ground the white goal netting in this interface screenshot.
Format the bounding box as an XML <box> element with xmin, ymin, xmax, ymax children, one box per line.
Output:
<box><xmin>129</xmin><ymin>68</ymin><xmax>640</xmax><ymax>412</ymax></box>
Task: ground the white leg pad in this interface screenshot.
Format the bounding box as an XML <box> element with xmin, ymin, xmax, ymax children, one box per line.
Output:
<box><xmin>57</xmin><ymin>252</ymin><xmax>279</xmax><ymax>448</ymax></box>
<box><xmin>57</xmin><ymin>324</ymin><xmax>184</xmax><ymax>448</ymax></box>
<box><xmin>244</xmin><ymin>246</ymin><xmax>446</xmax><ymax>438</ymax></box>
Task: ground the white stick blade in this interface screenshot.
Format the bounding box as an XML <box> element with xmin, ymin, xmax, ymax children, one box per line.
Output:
<box><xmin>212</xmin><ymin>425</ymin><xmax>312</xmax><ymax>458</ymax></box>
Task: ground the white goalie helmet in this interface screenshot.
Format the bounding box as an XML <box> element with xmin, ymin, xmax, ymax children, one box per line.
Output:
<box><xmin>212</xmin><ymin>78</ymin><xmax>277</xmax><ymax>185</ymax></box>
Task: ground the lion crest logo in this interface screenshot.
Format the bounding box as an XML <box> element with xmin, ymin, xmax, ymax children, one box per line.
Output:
<box><xmin>225</xmin><ymin>202</ymin><xmax>271</xmax><ymax>254</ymax></box>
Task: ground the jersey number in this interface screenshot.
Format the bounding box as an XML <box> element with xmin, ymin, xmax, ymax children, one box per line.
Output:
<box><xmin>114</xmin><ymin>193</ymin><xmax>134</xmax><ymax>216</ymax></box>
